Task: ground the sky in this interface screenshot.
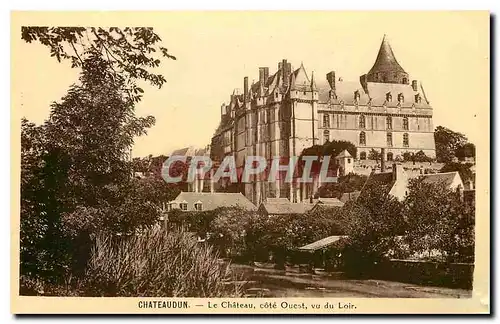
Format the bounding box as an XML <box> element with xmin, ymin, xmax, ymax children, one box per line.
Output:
<box><xmin>14</xmin><ymin>11</ymin><xmax>489</xmax><ymax>158</ymax></box>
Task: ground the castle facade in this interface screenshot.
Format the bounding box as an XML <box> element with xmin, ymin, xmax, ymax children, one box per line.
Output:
<box><xmin>210</xmin><ymin>36</ymin><xmax>436</xmax><ymax>205</ymax></box>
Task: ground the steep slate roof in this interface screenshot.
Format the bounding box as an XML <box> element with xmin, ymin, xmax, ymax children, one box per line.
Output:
<box><xmin>368</xmin><ymin>35</ymin><xmax>407</xmax><ymax>75</ymax></box>
<box><xmin>421</xmin><ymin>172</ymin><xmax>460</xmax><ymax>188</ymax></box>
<box><xmin>171</xmin><ymin>192</ymin><xmax>257</xmax><ymax>212</ymax></box>
<box><xmin>365</xmin><ymin>82</ymin><xmax>430</xmax><ymax>108</ymax></box>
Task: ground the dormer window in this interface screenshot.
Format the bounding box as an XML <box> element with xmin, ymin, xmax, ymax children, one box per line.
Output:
<box><xmin>415</xmin><ymin>94</ymin><xmax>422</xmax><ymax>104</ymax></box>
<box><xmin>398</xmin><ymin>93</ymin><xmax>404</xmax><ymax>103</ymax></box>
<box><xmin>386</xmin><ymin>92</ymin><xmax>392</xmax><ymax>102</ymax></box>
<box><xmin>180</xmin><ymin>201</ymin><xmax>188</xmax><ymax>211</ymax></box>
<box><xmin>354</xmin><ymin>90</ymin><xmax>361</xmax><ymax>102</ymax></box>
<box><xmin>194</xmin><ymin>201</ymin><xmax>203</xmax><ymax>211</ymax></box>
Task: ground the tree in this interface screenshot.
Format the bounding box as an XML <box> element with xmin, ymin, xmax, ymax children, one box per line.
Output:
<box><xmin>208</xmin><ymin>208</ymin><xmax>258</xmax><ymax>259</ymax></box>
<box><xmin>413</xmin><ymin>150</ymin><xmax>433</xmax><ymax>163</ymax></box>
<box><xmin>21</xmin><ymin>27</ymin><xmax>176</xmax><ymax>103</ymax></box>
<box><xmin>434</xmin><ymin>126</ymin><xmax>468</xmax><ymax>163</ymax></box>
<box><xmin>368</xmin><ymin>148</ymin><xmax>381</xmax><ymax>162</ymax></box>
<box><xmin>440</xmin><ymin>162</ymin><xmax>474</xmax><ymax>185</ymax></box>
<box><xmin>455</xmin><ymin>143</ymin><xmax>476</xmax><ymax>161</ymax></box>
<box><xmin>341</xmin><ymin>180</ymin><xmax>405</xmax><ymax>276</ymax></box>
<box><xmin>317</xmin><ymin>174</ymin><xmax>367</xmax><ymax>199</ymax></box>
<box><xmin>20</xmin><ymin>27</ymin><xmax>175</xmax><ymax>282</ymax></box>
<box><xmin>404</xmin><ymin>177</ymin><xmax>475</xmax><ymax>263</ymax></box>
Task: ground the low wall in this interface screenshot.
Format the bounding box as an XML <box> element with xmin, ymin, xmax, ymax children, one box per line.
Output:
<box><xmin>372</xmin><ymin>259</ymin><xmax>474</xmax><ymax>289</ymax></box>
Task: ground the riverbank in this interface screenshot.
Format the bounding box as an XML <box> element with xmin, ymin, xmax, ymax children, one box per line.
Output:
<box><xmin>231</xmin><ymin>264</ymin><xmax>472</xmax><ymax>298</ymax></box>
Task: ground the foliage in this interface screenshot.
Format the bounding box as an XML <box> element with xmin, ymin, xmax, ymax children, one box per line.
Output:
<box><xmin>341</xmin><ymin>181</ymin><xmax>405</xmax><ymax>276</ymax></box>
<box><xmin>368</xmin><ymin>148</ymin><xmax>381</xmax><ymax>161</ymax></box>
<box><xmin>434</xmin><ymin>126</ymin><xmax>468</xmax><ymax>163</ymax></box>
<box><xmin>440</xmin><ymin>162</ymin><xmax>474</xmax><ymax>183</ymax></box>
<box><xmin>246</xmin><ymin>208</ymin><xmax>344</xmax><ymax>264</ymax></box>
<box><xmin>20</xmin><ymin>26</ymin><xmax>174</xmax><ymax>283</ymax></box>
<box><xmin>403</xmin><ymin>178</ymin><xmax>475</xmax><ymax>263</ymax></box>
<box><xmin>413</xmin><ymin>150</ymin><xmax>434</xmax><ymax>163</ymax></box>
<box><xmin>455</xmin><ymin>143</ymin><xmax>476</xmax><ymax>160</ymax></box>
<box><xmin>21</xmin><ymin>27</ymin><xmax>176</xmax><ymax>103</ymax></box>
<box><xmin>81</xmin><ymin>227</ymin><xmax>243</xmax><ymax>297</ymax></box>
<box><xmin>208</xmin><ymin>208</ymin><xmax>258</xmax><ymax>259</ymax></box>
<box><xmin>316</xmin><ymin>174</ymin><xmax>367</xmax><ymax>199</ymax></box>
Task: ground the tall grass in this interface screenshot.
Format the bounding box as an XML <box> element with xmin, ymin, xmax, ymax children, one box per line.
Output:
<box><xmin>81</xmin><ymin>226</ymin><xmax>243</xmax><ymax>297</ymax></box>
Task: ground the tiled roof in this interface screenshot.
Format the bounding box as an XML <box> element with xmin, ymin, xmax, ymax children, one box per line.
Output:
<box><xmin>298</xmin><ymin>235</ymin><xmax>348</xmax><ymax>251</ymax></box>
<box><xmin>259</xmin><ymin>201</ymin><xmax>313</xmax><ymax>215</ymax></box>
<box><xmin>171</xmin><ymin>192</ymin><xmax>257</xmax><ymax>211</ymax></box>
<box><xmin>317</xmin><ymin>80</ymin><xmax>429</xmax><ymax>108</ymax></box>
<box><xmin>335</xmin><ymin>149</ymin><xmax>352</xmax><ymax>159</ymax></box>
<box><xmin>421</xmin><ymin>172</ymin><xmax>460</xmax><ymax>188</ymax></box>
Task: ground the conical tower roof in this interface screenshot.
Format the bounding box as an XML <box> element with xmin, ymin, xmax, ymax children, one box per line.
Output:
<box><xmin>368</xmin><ymin>35</ymin><xmax>406</xmax><ymax>75</ymax></box>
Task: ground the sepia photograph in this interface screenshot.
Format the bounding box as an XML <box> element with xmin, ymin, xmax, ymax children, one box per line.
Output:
<box><xmin>10</xmin><ymin>10</ymin><xmax>490</xmax><ymax>314</ymax></box>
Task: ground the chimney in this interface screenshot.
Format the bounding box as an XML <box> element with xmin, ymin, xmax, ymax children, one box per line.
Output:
<box><xmin>221</xmin><ymin>103</ymin><xmax>226</xmax><ymax>116</ymax></box>
<box><xmin>412</xmin><ymin>80</ymin><xmax>418</xmax><ymax>91</ymax></box>
<box><xmin>392</xmin><ymin>163</ymin><xmax>405</xmax><ymax>181</ymax></box>
<box><xmin>259</xmin><ymin>67</ymin><xmax>269</xmax><ymax>85</ymax></box>
<box><xmin>381</xmin><ymin>148</ymin><xmax>386</xmax><ymax>173</ymax></box>
<box><xmin>243</xmin><ymin>76</ymin><xmax>249</xmax><ymax>103</ymax></box>
<box><xmin>280</xmin><ymin>59</ymin><xmax>291</xmax><ymax>88</ymax></box>
<box><xmin>326</xmin><ymin>71</ymin><xmax>336</xmax><ymax>90</ymax></box>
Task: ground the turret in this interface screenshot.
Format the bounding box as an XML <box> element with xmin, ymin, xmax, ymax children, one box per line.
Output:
<box><xmin>366</xmin><ymin>35</ymin><xmax>409</xmax><ymax>84</ymax></box>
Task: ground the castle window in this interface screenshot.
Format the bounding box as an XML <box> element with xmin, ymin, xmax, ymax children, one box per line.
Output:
<box><xmin>360</xmin><ymin>151</ymin><xmax>367</xmax><ymax>160</ymax></box>
<box><xmin>398</xmin><ymin>93</ymin><xmax>404</xmax><ymax>103</ymax></box>
<box><xmin>402</xmin><ymin>77</ymin><xmax>408</xmax><ymax>84</ymax></box>
<box><xmin>387</xmin><ymin>152</ymin><xmax>394</xmax><ymax>161</ymax></box>
<box><xmin>386</xmin><ymin>116</ymin><xmax>392</xmax><ymax>130</ymax></box>
<box><xmin>359</xmin><ymin>131</ymin><xmax>366</xmax><ymax>145</ymax></box>
<box><xmin>403</xmin><ymin>133</ymin><xmax>409</xmax><ymax>147</ymax></box>
<box><xmin>387</xmin><ymin>133</ymin><xmax>393</xmax><ymax>147</ymax></box>
<box><xmin>323</xmin><ymin>130</ymin><xmax>330</xmax><ymax>143</ymax></box>
<box><xmin>403</xmin><ymin>117</ymin><xmax>409</xmax><ymax>130</ymax></box>
<box><xmin>359</xmin><ymin>114</ymin><xmax>366</xmax><ymax>129</ymax></box>
<box><xmin>323</xmin><ymin>114</ymin><xmax>330</xmax><ymax>128</ymax></box>
<box><xmin>386</xmin><ymin>92</ymin><xmax>392</xmax><ymax>102</ymax></box>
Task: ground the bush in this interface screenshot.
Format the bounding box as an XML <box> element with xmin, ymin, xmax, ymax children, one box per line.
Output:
<box><xmin>80</xmin><ymin>227</ymin><xmax>243</xmax><ymax>297</ymax></box>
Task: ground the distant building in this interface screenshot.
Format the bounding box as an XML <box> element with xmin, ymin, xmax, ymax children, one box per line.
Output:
<box><xmin>166</xmin><ymin>192</ymin><xmax>257</xmax><ymax>212</ymax></box>
<box><xmin>360</xmin><ymin>163</ymin><xmax>464</xmax><ymax>201</ymax></box>
<box><xmin>258</xmin><ymin>198</ymin><xmax>314</xmax><ymax>217</ymax></box>
<box><xmin>210</xmin><ymin>35</ymin><xmax>436</xmax><ymax>206</ymax></box>
<box><xmin>334</xmin><ymin>149</ymin><xmax>354</xmax><ymax>176</ymax></box>
<box><xmin>257</xmin><ymin>197</ymin><xmax>343</xmax><ymax>217</ymax></box>
<box><xmin>169</xmin><ymin>145</ymin><xmax>213</xmax><ymax>193</ymax></box>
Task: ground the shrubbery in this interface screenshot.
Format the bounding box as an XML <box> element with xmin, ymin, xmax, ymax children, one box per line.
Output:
<box><xmin>82</xmin><ymin>227</ymin><xmax>242</xmax><ymax>297</ymax></box>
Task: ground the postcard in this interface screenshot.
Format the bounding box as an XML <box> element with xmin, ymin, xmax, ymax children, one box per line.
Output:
<box><xmin>11</xmin><ymin>11</ymin><xmax>490</xmax><ymax>314</ymax></box>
